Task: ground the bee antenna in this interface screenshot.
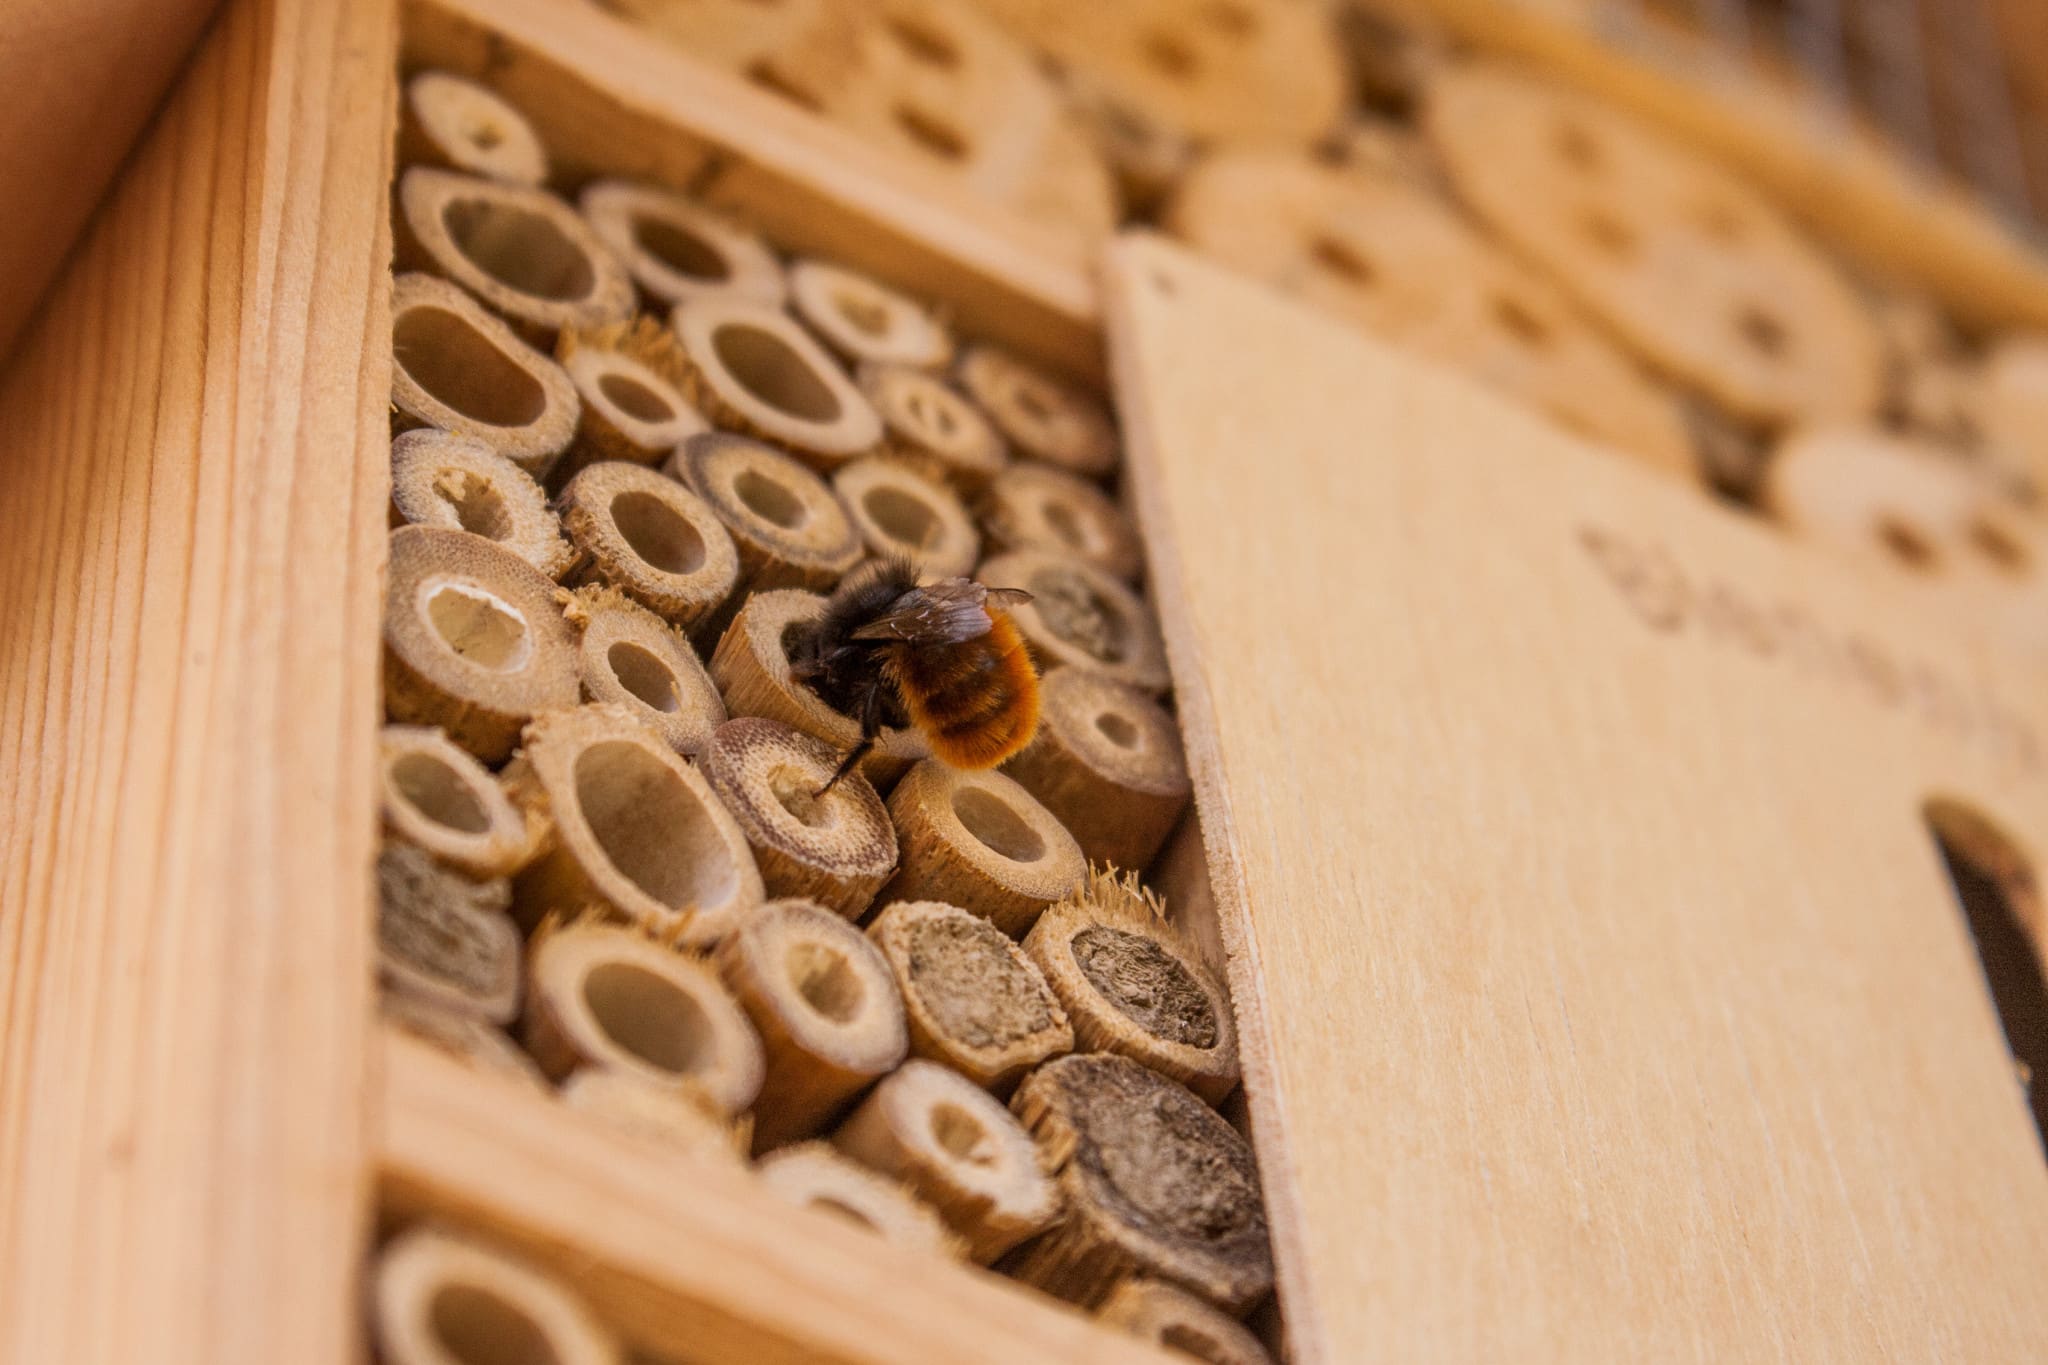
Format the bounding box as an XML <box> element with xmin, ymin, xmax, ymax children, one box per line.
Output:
<box><xmin>814</xmin><ymin>738</ymin><xmax>874</xmax><ymax>799</ymax></box>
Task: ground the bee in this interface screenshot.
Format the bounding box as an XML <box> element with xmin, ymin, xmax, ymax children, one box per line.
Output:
<box><xmin>790</xmin><ymin>558</ymin><xmax>1041</xmax><ymax>795</ymax></box>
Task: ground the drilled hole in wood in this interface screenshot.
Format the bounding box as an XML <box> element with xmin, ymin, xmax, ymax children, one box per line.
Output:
<box><xmin>929</xmin><ymin>1102</ymin><xmax>996</xmax><ymax>1165</ymax></box>
<box><xmin>1969</xmin><ymin>516</ymin><xmax>2032</xmax><ymax>575</ymax></box>
<box><xmin>1555</xmin><ymin>119</ymin><xmax>1603</xmax><ymax>173</ymax></box>
<box><xmin>1580</xmin><ymin>209</ymin><xmax>1637</xmax><ymax>260</ymax></box>
<box><xmin>786</xmin><ymin>941</ymin><xmax>865</xmax><ymax>1022</ymax></box>
<box><xmin>610</xmin><ymin>490</ymin><xmax>707</xmax><ymax>574</ymax></box>
<box><xmin>1735</xmin><ymin>303</ymin><xmax>1789</xmax><ymax>358</ymax></box>
<box><xmin>597</xmin><ymin>370</ymin><xmax>676</xmax><ymax>423</ymax></box>
<box><xmin>388</xmin><ymin>750</ymin><xmax>492</xmax><ymax>835</ymax></box>
<box><xmin>632</xmin><ymin>216</ymin><xmax>731</xmax><ymax>282</ymax></box>
<box><xmin>735</xmin><ymin>467</ymin><xmax>808</xmax><ymax>529</ymax></box>
<box><xmin>1094</xmin><ymin>710</ymin><xmax>1139</xmax><ymax>748</ymax></box>
<box><xmin>744</xmin><ymin>59</ymin><xmax>825</xmax><ymax>113</ymax></box>
<box><xmin>883</xmin><ymin>14</ymin><xmax>961</xmax><ymax>67</ymax></box>
<box><xmin>395</xmin><ymin>307</ymin><xmax>547</xmax><ymax>427</ymax></box>
<box><xmin>1876</xmin><ymin>515</ymin><xmax>1938</xmax><ymax>571</ymax></box>
<box><xmin>581</xmin><ymin>959</ymin><xmax>718</xmax><ymax>1074</ymax></box>
<box><xmin>862</xmin><ymin>485</ymin><xmax>940</xmax><ymax>548</ymax></box>
<box><xmin>1491</xmin><ymin>293</ymin><xmax>1552</xmax><ymax>349</ymax></box>
<box><xmin>893</xmin><ymin>104</ymin><xmax>971</xmax><ymax>162</ymax></box>
<box><xmin>952</xmin><ymin>787</ymin><xmax>1045</xmax><ymax>863</ymax></box>
<box><xmin>433</xmin><ymin>468</ymin><xmax>515</xmax><ymax>541</ymax></box>
<box><xmin>428</xmin><ymin>1284</ymin><xmax>562</xmax><ymax>1365</ymax></box>
<box><xmin>425</xmin><ymin>582</ymin><xmax>533</xmax><ymax>671</ymax></box>
<box><xmin>607</xmin><ymin>641</ymin><xmax>682</xmax><ymax>714</ymax></box>
<box><xmin>441</xmin><ymin>198</ymin><xmax>596</xmax><ymax>301</ymax></box>
<box><xmin>1141</xmin><ymin>28</ymin><xmax>1200</xmax><ymax>81</ymax></box>
<box><xmin>573</xmin><ymin>739</ymin><xmax>741</xmax><ymax>909</ymax></box>
<box><xmin>712</xmin><ymin>323</ymin><xmax>844</xmax><ymax>422</ymax></box>
<box><xmin>1310</xmin><ymin>235</ymin><xmax>1376</xmax><ymax>288</ymax></box>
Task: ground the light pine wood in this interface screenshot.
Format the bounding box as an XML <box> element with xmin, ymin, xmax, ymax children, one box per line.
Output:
<box><xmin>1106</xmin><ymin>234</ymin><xmax>2048</xmax><ymax>1364</ymax></box>
<box><xmin>378</xmin><ymin>1027</ymin><xmax>1185</xmax><ymax>1365</ymax></box>
<box><xmin>0</xmin><ymin>1</ymin><xmax>398</xmax><ymax>1362</ymax></box>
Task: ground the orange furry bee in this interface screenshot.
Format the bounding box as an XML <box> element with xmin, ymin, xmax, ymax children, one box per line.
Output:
<box><xmin>791</xmin><ymin>559</ymin><xmax>1041</xmax><ymax>794</ymax></box>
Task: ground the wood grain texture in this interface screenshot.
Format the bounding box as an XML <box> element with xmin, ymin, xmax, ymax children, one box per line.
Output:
<box><xmin>0</xmin><ymin>0</ymin><xmax>220</xmax><ymax>362</ymax></box>
<box><xmin>378</xmin><ymin>1027</ymin><xmax>1181</xmax><ymax>1365</ymax></box>
<box><xmin>0</xmin><ymin>0</ymin><xmax>397</xmax><ymax>1360</ymax></box>
<box><xmin>1107</xmin><ymin>235</ymin><xmax>2048</xmax><ymax>1364</ymax></box>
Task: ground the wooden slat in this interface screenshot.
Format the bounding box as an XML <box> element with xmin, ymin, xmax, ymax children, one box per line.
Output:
<box><xmin>0</xmin><ymin>0</ymin><xmax>397</xmax><ymax>1361</ymax></box>
<box><xmin>377</xmin><ymin>1028</ymin><xmax>1180</xmax><ymax>1365</ymax></box>
<box><xmin>1105</xmin><ymin>234</ymin><xmax>2048</xmax><ymax>1364</ymax></box>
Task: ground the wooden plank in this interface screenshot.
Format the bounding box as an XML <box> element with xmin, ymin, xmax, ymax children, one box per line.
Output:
<box><xmin>376</xmin><ymin>1027</ymin><xmax>1181</xmax><ymax>1365</ymax></box>
<box><xmin>1105</xmin><ymin>234</ymin><xmax>2048</xmax><ymax>1365</ymax></box>
<box><xmin>0</xmin><ymin>0</ymin><xmax>221</xmax><ymax>361</ymax></box>
<box><xmin>0</xmin><ymin>0</ymin><xmax>397</xmax><ymax>1361</ymax></box>
<box><xmin>402</xmin><ymin>0</ymin><xmax>1103</xmax><ymax>383</ymax></box>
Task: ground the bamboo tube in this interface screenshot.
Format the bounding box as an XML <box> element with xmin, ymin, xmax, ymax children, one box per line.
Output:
<box><xmin>579</xmin><ymin>179</ymin><xmax>788</xmax><ymax>309</ymax></box>
<box><xmin>523</xmin><ymin>918</ymin><xmax>766</xmax><ymax>1116</ymax></box>
<box><xmin>371</xmin><ymin>1226</ymin><xmax>621</xmax><ymax>1365</ymax></box>
<box><xmin>787</xmin><ymin>259</ymin><xmax>954</xmax><ymax>369</ymax></box>
<box><xmin>860</xmin><ymin>363</ymin><xmax>1010</xmax><ymax>493</ymax></box>
<box><xmin>875</xmin><ymin>761</ymin><xmax>1087</xmax><ymax>938</ymax></box>
<box><xmin>1097</xmin><ymin>1279</ymin><xmax>1277</xmax><ymax>1365</ymax></box>
<box><xmin>399</xmin><ymin>70</ymin><xmax>550</xmax><ymax>187</ymax></box>
<box><xmin>389</xmin><ymin>429</ymin><xmax>574</xmax><ymax>580</ymax></box>
<box><xmin>391</xmin><ymin>273</ymin><xmax>581</xmax><ymax>479</ymax></box>
<box><xmin>706</xmin><ymin>590</ymin><xmax>916</xmax><ymax>789</ymax></box>
<box><xmin>378</xmin><ymin>724</ymin><xmax>535</xmax><ymax>879</ymax></box>
<box><xmin>979</xmin><ymin>462</ymin><xmax>1143</xmax><ymax>582</ymax></box>
<box><xmin>697</xmin><ymin>718</ymin><xmax>899</xmax><ymax>919</ymax></box>
<box><xmin>832</xmin><ymin>1059</ymin><xmax>1061</xmax><ymax>1263</ymax></box>
<box><xmin>1001</xmin><ymin>670</ymin><xmax>1189</xmax><ymax>874</ymax></box>
<box><xmin>1051</xmin><ymin>68</ymin><xmax>1195</xmax><ymax>219</ymax></box>
<box><xmin>564</xmin><ymin>587</ymin><xmax>726</xmax><ymax>757</ymax></box>
<box><xmin>673</xmin><ymin>433</ymin><xmax>863</xmax><ymax>601</ymax></box>
<box><xmin>552</xmin><ymin>316</ymin><xmax>709</xmax><ymax>482</ymax></box>
<box><xmin>956</xmin><ymin>344</ymin><xmax>1119</xmax><ymax>479</ymax></box>
<box><xmin>713</xmin><ymin>899</ymin><xmax>908</xmax><ymax>1150</ymax></box>
<box><xmin>556</xmin><ymin>461</ymin><xmax>739</xmax><ymax>628</ymax></box>
<box><xmin>379</xmin><ymin>990</ymin><xmax>549</xmax><ymax>1092</ymax></box>
<box><xmin>503</xmin><ymin>705</ymin><xmax>765</xmax><ymax>946</ymax></box>
<box><xmin>671</xmin><ymin>295</ymin><xmax>883</xmax><ymax>470</ymax></box>
<box><xmin>559</xmin><ymin>1068</ymin><xmax>752</xmax><ymax>1167</ymax></box>
<box><xmin>867</xmin><ymin>900</ymin><xmax>1072</xmax><ymax>1093</ymax></box>
<box><xmin>831</xmin><ymin>457</ymin><xmax>980</xmax><ymax>578</ymax></box>
<box><xmin>383</xmin><ymin>526</ymin><xmax>581</xmax><ymax>764</ymax></box>
<box><xmin>377</xmin><ymin>842</ymin><xmax>521</xmax><ymax>1024</ymax></box>
<box><xmin>978</xmin><ymin>550</ymin><xmax>1171</xmax><ymax>693</ymax></box>
<box><xmin>1006</xmin><ymin>1053</ymin><xmax>1273</xmax><ymax>1313</ymax></box>
<box><xmin>1022</xmin><ymin>869</ymin><xmax>1239</xmax><ymax>1103</ymax></box>
<box><xmin>395</xmin><ymin>168</ymin><xmax>636</xmax><ymax>343</ymax></box>
<box><xmin>754</xmin><ymin>1143</ymin><xmax>963</xmax><ymax>1258</ymax></box>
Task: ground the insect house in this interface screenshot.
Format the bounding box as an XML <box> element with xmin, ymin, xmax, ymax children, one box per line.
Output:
<box><xmin>4</xmin><ymin>0</ymin><xmax>2048</xmax><ymax>1361</ymax></box>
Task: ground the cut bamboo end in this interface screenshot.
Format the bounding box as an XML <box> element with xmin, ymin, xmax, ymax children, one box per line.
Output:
<box><xmin>674</xmin><ymin>433</ymin><xmax>863</xmax><ymax>596</ymax></box>
<box><xmin>860</xmin><ymin>363</ymin><xmax>1010</xmax><ymax>493</ymax></box>
<box><xmin>713</xmin><ymin>899</ymin><xmax>908</xmax><ymax>1150</ymax></box>
<box><xmin>787</xmin><ymin>259</ymin><xmax>954</xmax><ymax>370</ymax></box>
<box><xmin>554</xmin><ymin>317</ymin><xmax>709</xmax><ymax>478</ymax></box>
<box><xmin>956</xmin><ymin>345</ymin><xmax>1119</xmax><ymax>479</ymax></box>
<box><xmin>832</xmin><ymin>1059</ymin><xmax>1062</xmax><ymax>1263</ymax></box>
<box><xmin>399</xmin><ymin>70</ymin><xmax>550</xmax><ymax>187</ymax></box>
<box><xmin>1097</xmin><ymin>1279</ymin><xmax>1277</xmax><ymax>1365</ymax></box>
<box><xmin>980</xmin><ymin>462</ymin><xmax>1143</xmax><ymax>582</ymax></box>
<box><xmin>383</xmin><ymin>526</ymin><xmax>581</xmax><ymax>764</ymax></box>
<box><xmin>371</xmin><ymin>1226</ymin><xmax>621</xmax><ymax>1365</ymax></box>
<box><xmin>522</xmin><ymin>918</ymin><xmax>766</xmax><ymax>1116</ymax></box>
<box><xmin>698</xmin><ymin>718</ymin><xmax>899</xmax><ymax>920</ymax></box>
<box><xmin>831</xmin><ymin>457</ymin><xmax>980</xmax><ymax>578</ymax></box>
<box><xmin>396</xmin><ymin>168</ymin><xmax>636</xmax><ymax>343</ymax></box>
<box><xmin>978</xmin><ymin>551</ymin><xmax>1171</xmax><ymax>693</ymax></box>
<box><xmin>556</xmin><ymin>461</ymin><xmax>739</xmax><ymax>627</ymax></box>
<box><xmin>876</xmin><ymin>762</ymin><xmax>1087</xmax><ymax>938</ymax></box>
<box><xmin>671</xmin><ymin>296</ymin><xmax>883</xmax><ymax>469</ymax></box>
<box><xmin>1002</xmin><ymin>670</ymin><xmax>1190</xmax><ymax>874</ymax></box>
<box><xmin>867</xmin><ymin>900</ymin><xmax>1073</xmax><ymax>1094</ymax></box>
<box><xmin>579</xmin><ymin>180</ymin><xmax>787</xmax><ymax>310</ymax></box>
<box><xmin>1023</xmin><ymin>869</ymin><xmax>1240</xmax><ymax>1104</ymax></box>
<box><xmin>1006</xmin><ymin>1054</ymin><xmax>1273</xmax><ymax>1313</ymax></box>
<box><xmin>389</xmin><ymin>429</ymin><xmax>574</xmax><ymax>580</ymax></box>
<box><xmin>567</xmin><ymin>588</ymin><xmax>726</xmax><ymax>757</ymax></box>
<box><xmin>379</xmin><ymin>724</ymin><xmax>535</xmax><ymax>879</ymax></box>
<box><xmin>559</xmin><ymin>1068</ymin><xmax>752</xmax><ymax>1167</ymax></box>
<box><xmin>391</xmin><ymin>273</ymin><xmax>582</xmax><ymax>479</ymax></box>
<box><xmin>706</xmin><ymin>590</ymin><xmax>915</xmax><ymax>788</ymax></box>
<box><xmin>380</xmin><ymin>990</ymin><xmax>549</xmax><ymax>1092</ymax></box>
<box><xmin>378</xmin><ymin>842</ymin><xmax>522</xmax><ymax>1025</ymax></box>
<box><xmin>504</xmin><ymin>705</ymin><xmax>764</xmax><ymax>946</ymax></box>
<box><xmin>754</xmin><ymin>1143</ymin><xmax>964</xmax><ymax>1260</ymax></box>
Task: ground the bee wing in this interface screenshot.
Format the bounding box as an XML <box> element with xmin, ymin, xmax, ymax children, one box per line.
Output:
<box><xmin>849</xmin><ymin>579</ymin><xmax>1028</xmax><ymax>644</ymax></box>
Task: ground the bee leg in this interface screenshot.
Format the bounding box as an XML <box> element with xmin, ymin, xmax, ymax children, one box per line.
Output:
<box><xmin>816</xmin><ymin>672</ymin><xmax>888</xmax><ymax>797</ymax></box>
<box><xmin>815</xmin><ymin>737</ymin><xmax>875</xmax><ymax>798</ymax></box>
